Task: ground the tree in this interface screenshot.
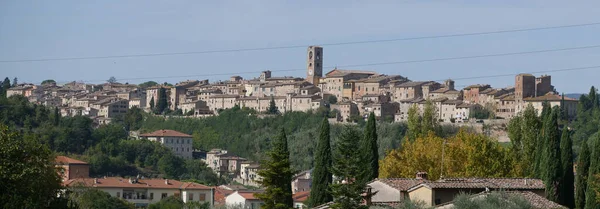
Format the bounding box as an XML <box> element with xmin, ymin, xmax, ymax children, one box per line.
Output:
<box><xmin>0</xmin><ymin>125</ymin><xmax>63</xmax><ymax>209</ymax></box>
<box><xmin>139</xmin><ymin>81</ymin><xmax>159</xmax><ymax>89</ymax></box>
<box><xmin>123</xmin><ymin>106</ymin><xmax>143</xmax><ymax>131</ymax></box>
<box><xmin>330</xmin><ymin>126</ymin><xmax>367</xmax><ymax>209</ymax></box>
<box><xmin>150</xmin><ymin>96</ymin><xmax>155</xmax><ymax>111</ymax></box>
<box><xmin>158</xmin><ymin>154</ymin><xmax>186</xmax><ymax>179</ymax></box>
<box><xmin>560</xmin><ymin>128</ymin><xmax>575</xmax><ymax>208</ymax></box>
<box><xmin>576</xmin><ymin>140</ymin><xmax>591</xmax><ymax>209</ymax></box>
<box><xmin>309</xmin><ymin>118</ymin><xmax>333</xmax><ymax>207</ymax></box>
<box><xmin>156</xmin><ymin>87</ymin><xmax>168</xmax><ymax>114</ymax></box>
<box><xmin>256</xmin><ymin>128</ymin><xmax>294</xmax><ymax>209</ymax></box>
<box><xmin>521</xmin><ymin>104</ymin><xmax>541</xmax><ymax>177</ymax></box>
<box><xmin>12</xmin><ymin>77</ymin><xmax>17</xmax><ymax>87</ymax></box>
<box><xmin>421</xmin><ymin>100</ymin><xmax>437</xmax><ymax>136</ymax></box>
<box><xmin>542</xmin><ymin>107</ymin><xmax>562</xmax><ymax>202</ymax></box>
<box><xmin>328</xmin><ymin>95</ymin><xmax>338</xmax><ymax>104</ymax></box>
<box><xmin>584</xmin><ymin>135</ymin><xmax>600</xmax><ymax>209</ymax></box>
<box><xmin>267</xmin><ymin>96</ymin><xmax>279</xmax><ymax>114</ymax></box>
<box><xmin>361</xmin><ymin>112</ymin><xmax>379</xmax><ymax>182</ymax></box>
<box><xmin>107</xmin><ymin>76</ymin><xmax>117</xmax><ymax>84</ymax></box>
<box><xmin>148</xmin><ymin>196</ymin><xmax>184</xmax><ymax>209</ymax></box>
<box><xmin>451</xmin><ymin>192</ymin><xmax>533</xmax><ymax>209</ymax></box>
<box><xmin>589</xmin><ymin>86</ymin><xmax>599</xmax><ymax>109</ymax></box>
<box><xmin>1</xmin><ymin>77</ymin><xmax>10</xmax><ymax>96</ymax></box>
<box><xmin>407</xmin><ymin>104</ymin><xmax>422</xmax><ymax>141</ymax></box>
<box><xmin>41</xmin><ymin>79</ymin><xmax>57</xmax><ymax>85</ymax></box>
<box><xmin>68</xmin><ymin>187</ymin><xmax>133</xmax><ymax>209</ymax></box>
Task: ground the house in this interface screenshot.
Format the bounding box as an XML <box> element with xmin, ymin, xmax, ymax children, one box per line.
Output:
<box><xmin>321</xmin><ymin>69</ymin><xmax>377</xmax><ymax>100</ymax></box>
<box><xmin>392</xmin><ymin>81</ymin><xmax>429</xmax><ymax>102</ymax></box>
<box><xmin>213</xmin><ymin>187</ymin><xmax>235</xmax><ymax>206</ymax></box>
<box><xmin>206</xmin><ymin>149</ymin><xmax>228</xmax><ymax>173</ymax></box>
<box><xmin>293</xmin><ymin>191</ymin><xmax>310</xmax><ymax>209</ymax></box>
<box><xmin>64</xmin><ymin>177</ymin><xmax>214</xmax><ymax>208</ymax></box>
<box><xmin>522</xmin><ymin>94</ymin><xmax>578</xmax><ymax>118</ymax></box>
<box><xmin>237</xmin><ymin>162</ymin><xmax>261</xmax><ymax>187</ymax></box>
<box><xmin>435</xmin><ymin>191</ymin><xmax>566</xmax><ymax>209</ymax></box>
<box><xmin>225</xmin><ymin>191</ymin><xmax>264</xmax><ymax>209</ymax></box>
<box><xmin>55</xmin><ymin>156</ymin><xmax>90</xmax><ymax>182</ymax></box>
<box><xmin>330</xmin><ymin>101</ymin><xmax>359</xmax><ymax>122</ymax></box>
<box><xmin>139</xmin><ymin>130</ymin><xmax>193</xmax><ymax>159</ymax></box>
<box><xmin>462</xmin><ymin>84</ymin><xmax>491</xmax><ymax>104</ymax></box>
<box><xmin>292</xmin><ymin>170</ymin><xmax>312</xmax><ymax>194</ymax></box>
<box><xmin>369</xmin><ymin>172</ymin><xmax>545</xmax><ymax>207</ymax></box>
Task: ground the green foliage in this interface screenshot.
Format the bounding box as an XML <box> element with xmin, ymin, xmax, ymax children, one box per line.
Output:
<box><xmin>542</xmin><ymin>107</ymin><xmax>562</xmax><ymax>202</ymax></box>
<box><xmin>122</xmin><ymin>106</ymin><xmax>144</xmax><ymax>131</ymax></box>
<box><xmin>42</xmin><ymin>79</ymin><xmax>57</xmax><ymax>85</ymax></box>
<box><xmin>361</xmin><ymin>112</ymin><xmax>379</xmax><ymax>182</ymax></box>
<box><xmin>256</xmin><ymin>128</ymin><xmax>294</xmax><ymax>209</ymax></box>
<box><xmin>560</xmin><ymin>128</ymin><xmax>575</xmax><ymax>208</ymax></box>
<box><xmin>451</xmin><ymin>192</ymin><xmax>533</xmax><ymax>209</ymax></box>
<box><xmin>1</xmin><ymin>77</ymin><xmax>10</xmax><ymax>96</ymax></box>
<box><xmin>267</xmin><ymin>96</ymin><xmax>279</xmax><ymax>114</ymax></box>
<box><xmin>469</xmin><ymin>107</ymin><xmax>494</xmax><ymax>119</ymax></box>
<box><xmin>584</xmin><ymin>135</ymin><xmax>600</xmax><ymax>209</ymax></box>
<box><xmin>0</xmin><ymin>125</ymin><xmax>63</xmax><ymax>209</ymax></box>
<box><xmin>67</xmin><ymin>187</ymin><xmax>133</xmax><ymax>209</ymax></box>
<box><xmin>421</xmin><ymin>100</ymin><xmax>438</xmax><ymax>136</ymax></box>
<box><xmin>309</xmin><ymin>118</ymin><xmax>333</xmax><ymax>207</ymax></box>
<box><xmin>328</xmin><ymin>95</ymin><xmax>338</xmax><ymax>104</ymax></box>
<box><xmin>150</xmin><ymin>96</ymin><xmax>155</xmax><ymax>110</ymax></box>
<box><xmin>330</xmin><ymin>126</ymin><xmax>367</xmax><ymax>209</ymax></box>
<box><xmin>107</xmin><ymin>76</ymin><xmax>117</xmax><ymax>84</ymax></box>
<box><xmin>158</xmin><ymin>154</ymin><xmax>186</xmax><ymax>179</ymax></box>
<box><xmin>407</xmin><ymin>104</ymin><xmax>422</xmax><ymax>141</ymax></box>
<box><xmin>155</xmin><ymin>87</ymin><xmax>169</xmax><ymax>114</ymax></box>
<box><xmin>148</xmin><ymin>196</ymin><xmax>184</xmax><ymax>209</ymax></box>
<box><xmin>576</xmin><ymin>140</ymin><xmax>591</xmax><ymax>209</ymax></box>
<box><xmin>507</xmin><ymin>104</ymin><xmax>542</xmax><ymax>178</ymax></box>
<box><xmin>139</xmin><ymin>81</ymin><xmax>159</xmax><ymax>89</ymax></box>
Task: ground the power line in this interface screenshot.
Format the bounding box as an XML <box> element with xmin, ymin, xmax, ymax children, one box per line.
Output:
<box><xmin>2</xmin><ymin>22</ymin><xmax>600</xmax><ymax>63</ymax></box>
<box><xmin>61</xmin><ymin>44</ymin><xmax>600</xmax><ymax>83</ymax></box>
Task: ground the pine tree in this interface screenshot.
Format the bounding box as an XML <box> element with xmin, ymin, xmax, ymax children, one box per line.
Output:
<box><xmin>542</xmin><ymin>107</ymin><xmax>562</xmax><ymax>202</ymax></box>
<box><xmin>149</xmin><ymin>97</ymin><xmax>155</xmax><ymax>111</ymax></box>
<box><xmin>576</xmin><ymin>138</ymin><xmax>591</xmax><ymax>209</ymax></box>
<box><xmin>330</xmin><ymin>126</ymin><xmax>367</xmax><ymax>209</ymax></box>
<box><xmin>589</xmin><ymin>86</ymin><xmax>598</xmax><ymax>109</ymax></box>
<box><xmin>560</xmin><ymin>128</ymin><xmax>575</xmax><ymax>208</ymax></box>
<box><xmin>584</xmin><ymin>135</ymin><xmax>600</xmax><ymax>209</ymax></box>
<box><xmin>361</xmin><ymin>112</ymin><xmax>379</xmax><ymax>183</ymax></box>
<box><xmin>156</xmin><ymin>88</ymin><xmax>168</xmax><ymax>114</ymax></box>
<box><xmin>309</xmin><ymin>118</ymin><xmax>333</xmax><ymax>207</ymax></box>
<box><xmin>12</xmin><ymin>77</ymin><xmax>17</xmax><ymax>87</ymax></box>
<box><xmin>256</xmin><ymin>128</ymin><xmax>293</xmax><ymax>209</ymax></box>
<box><xmin>267</xmin><ymin>96</ymin><xmax>278</xmax><ymax>114</ymax></box>
<box><xmin>407</xmin><ymin>104</ymin><xmax>422</xmax><ymax>141</ymax></box>
<box><xmin>2</xmin><ymin>77</ymin><xmax>11</xmax><ymax>96</ymax></box>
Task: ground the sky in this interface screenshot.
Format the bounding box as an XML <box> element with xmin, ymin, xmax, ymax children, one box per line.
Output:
<box><xmin>1</xmin><ymin>0</ymin><xmax>600</xmax><ymax>93</ymax></box>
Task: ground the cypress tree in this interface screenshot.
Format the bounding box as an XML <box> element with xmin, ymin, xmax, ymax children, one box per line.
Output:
<box><xmin>522</xmin><ymin>104</ymin><xmax>541</xmax><ymax>177</ymax></box>
<box><xmin>589</xmin><ymin>86</ymin><xmax>598</xmax><ymax>109</ymax></box>
<box><xmin>330</xmin><ymin>126</ymin><xmax>367</xmax><ymax>209</ymax></box>
<box><xmin>267</xmin><ymin>96</ymin><xmax>278</xmax><ymax>114</ymax></box>
<box><xmin>149</xmin><ymin>97</ymin><xmax>155</xmax><ymax>111</ymax></box>
<box><xmin>543</xmin><ymin>107</ymin><xmax>562</xmax><ymax>202</ymax></box>
<box><xmin>575</xmin><ymin>140</ymin><xmax>591</xmax><ymax>209</ymax></box>
<box><xmin>584</xmin><ymin>135</ymin><xmax>600</xmax><ymax>209</ymax></box>
<box><xmin>256</xmin><ymin>128</ymin><xmax>294</xmax><ymax>209</ymax></box>
<box><xmin>560</xmin><ymin>128</ymin><xmax>575</xmax><ymax>208</ymax></box>
<box><xmin>361</xmin><ymin>112</ymin><xmax>379</xmax><ymax>182</ymax></box>
<box><xmin>2</xmin><ymin>77</ymin><xmax>10</xmax><ymax>96</ymax></box>
<box><xmin>156</xmin><ymin>88</ymin><xmax>168</xmax><ymax>114</ymax></box>
<box><xmin>309</xmin><ymin>118</ymin><xmax>333</xmax><ymax>207</ymax></box>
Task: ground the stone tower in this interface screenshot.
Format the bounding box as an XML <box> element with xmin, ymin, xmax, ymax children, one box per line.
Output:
<box><xmin>306</xmin><ymin>46</ymin><xmax>323</xmax><ymax>85</ymax></box>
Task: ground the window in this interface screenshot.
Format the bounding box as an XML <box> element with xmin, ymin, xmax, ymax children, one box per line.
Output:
<box><xmin>117</xmin><ymin>192</ymin><xmax>121</xmax><ymax>198</ymax></box>
<box><xmin>199</xmin><ymin>194</ymin><xmax>206</xmax><ymax>201</ymax></box>
<box><xmin>189</xmin><ymin>193</ymin><xmax>194</xmax><ymax>201</ymax></box>
<box><xmin>150</xmin><ymin>193</ymin><xmax>154</xmax><ymax>200</ymax></box>
<box><xmin>161</xmin><ymin>193</ymin><xmax>168</xmax><ymax>199</ymax></box>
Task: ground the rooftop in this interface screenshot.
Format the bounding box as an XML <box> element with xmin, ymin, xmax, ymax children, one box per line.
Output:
<box><xmin>523</xmin><ymin>94</ymin><xmax>577</xmax><ymax>102</ymax></box>
<box><xmin>55</xmin><ymin>156</ymin><xmax>88</xmax><ymax>165</ymax></box>
<box><xmin>64</xmin><ymin>177</ymin><xmax>211</xmax><ymax>190</ymax></box>
<box><xmin>293</xmin><ymin>191</ymin><xmax>310</xmax><ymax>202</ymax></box>
<box><xmin>139</xmin><ymin>129</ymin><xmax>192</xmax><ymax>138</ymax></box>
<box><xmin>436</xmin><ymin>191</ymin><xmax>566</xmax><ymax>209</ymax></box>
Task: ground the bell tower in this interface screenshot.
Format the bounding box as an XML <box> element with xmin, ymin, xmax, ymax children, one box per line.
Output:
<box><xmin>306</xmin><ymin>46</ymin><xmax>323</xmax><ymax>85</ymax></box>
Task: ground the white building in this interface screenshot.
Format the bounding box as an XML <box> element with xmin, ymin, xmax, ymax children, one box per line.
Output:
<box><xmin>139</xmin><ymin>129</ymin><xmax>194</xmax><ymax>159</ymax></box>
<box><xmin>64</xmin><ymin>177</ymin><xmax>214</xmax><ymax>208</ymax></box>
<box><xmin>225</xmin><ymin>191</ymin><xmax>264</xmax><ymax>209</ymax></box>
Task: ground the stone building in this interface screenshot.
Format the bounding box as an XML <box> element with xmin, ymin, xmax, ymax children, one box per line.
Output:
<box><xmin>306</xmin><ymin>46</ymin><xmax>323</xmax><ymax>85</ymax></box>
<box><xmin>462</xmin><ymin>84</ymin><xmax>491</xmax><ymax>104</ymax></box>
<box><xmin>140</xmin><ymin>129</ymin><xmax>194</xmax><ymax>159</ymax></box>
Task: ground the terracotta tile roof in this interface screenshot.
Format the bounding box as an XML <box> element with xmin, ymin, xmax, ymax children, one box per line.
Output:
<box><xmin>523</xmin><ymin>94</ymin><xmax>577</xmax><ymax>102</ymax></box>
<box><xmin>214</xmin><ymin>187</ymin><xmax>234</xmax><ymax>205</ymax></box>
<box><xmin>237</xmin><ymin>191</ymin><xmax>261</xmax><ymax>200</ymax></box>
<box><xmin>293</xmin><ymin>191</ymin><xmax>310</xmax><ymax>202</ymax></box>
<box><xmin>410</xmin><ymin>178</ymin><xmax>544</xmax><ymax>191</ymax></box>
<box><xmin>396</xmin><ymin>81</ymin><xmax>429</xmax><ymax>88</ymax></box>
<box><xmin>373</xmin><ymin>178</ymin><xmax>424</xmax><ymax>191</ymax></box>
<box><xmin>435</xmin><ymin>191</ymin><xmax>566</xmax><ymax>209</ymax></box>
<box><xmin>55</xmin><ymin>156</ymin><xmax>88</xmax><ymax>165</ymax></box>
<box><xmin>64</xmin><ymin>177</ymin><xmax>211</xmax><ymax>190</ymax></box>
<box><xmin>139</xmin><ymin>129</ymin><xmax>192</xmax><ymax>138</ymax></box>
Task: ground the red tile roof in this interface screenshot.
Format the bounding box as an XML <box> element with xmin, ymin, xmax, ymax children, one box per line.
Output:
<box><xmin>55</xmin><ymin>156</ymin><xmax>88</xmax><ymax>165</ymax></box>
<box><xmin>214</xmin><ymin>187</ymin><xmax>235</xmax><ymax>205</ymax></box>
<box><xmin>237</xmin><ymin>191</ymin><xmax>261</xmax><ymax>200</ymax></box>
<box><xmin>64</xmin><ymin>177</ymin><xmax>210</xmax><ymax>190</ymax></box>
<box><xmin>293</xmin><ymin>191</ymin><xmax>310</xmax><ymax>202</ymax></box>
<box><xmin>139</xmin><ymin>129</ymin><xmax>192</xmax><ymax>138</ymax></box>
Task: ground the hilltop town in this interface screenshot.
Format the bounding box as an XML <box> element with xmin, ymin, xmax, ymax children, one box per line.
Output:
<box><xmin>5</xmin><ymin>46</ymin><xmax>578</xmax><ymax>126</ymax></box>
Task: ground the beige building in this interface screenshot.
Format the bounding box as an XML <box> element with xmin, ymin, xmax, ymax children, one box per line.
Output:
<box><xmin>94</xmin><ymin>98</ymin><xmax>129</xmax><ymax>119</ymax></box>
<box><xmin>238</xmin><ymin>161</ymin><xmax>261</xmax><ymax>187</ymax></box>
<box><xmin>140</xmin><ymin>130</ymin><xmax>193</xmax><ymax>159</ymax></box>
<box><xmin>225</xmin><ymin>191</ymin><xmax>264</xmax><ymax>209</ymax></box>
<box><xmin>522</xmin><ymin>94</ymin><xmax>578</xmax><ymax>118</ymax></box>
<box><xmin>331</xmin><ymin>101</ymin><xmax>359</xmax><ymax>122</ymax></box>
<box><xmin>291</xmin><ymin>170</ymin><xmax>312</xmax><ymax>194</ymax></box>
<box><xmin>393</xmin><ymin>81</ymin><xmax>429</xmax><ymax>102</ymax></box>
<box><xmin>321</xmin><ymin>69</ymin><xmax>377</xmax><ymax>100</ymax></box>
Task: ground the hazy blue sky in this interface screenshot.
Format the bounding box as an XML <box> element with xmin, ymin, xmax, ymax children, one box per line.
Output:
<box><xmin>1</xmin><ymin>0</ymin><xmax>599</xmax><ymax>93</ymax></box>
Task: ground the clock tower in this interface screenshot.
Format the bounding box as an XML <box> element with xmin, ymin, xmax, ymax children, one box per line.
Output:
<box><xmin>306</xmin><ymin>46</ymin><xmax>323</xmax><ymax>85</ymax></box>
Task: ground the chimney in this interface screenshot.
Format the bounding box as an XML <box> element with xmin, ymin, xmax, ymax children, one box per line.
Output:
<box><xmin>94</xmin><ymin>178</ymin><xmax>98</xmax><ymax>184</ymax></box>
<box><xmin>128</xmin><ymin>178</ymin><xmax>133</xmax><ymax>184</ymax></box>
<box><xmin>165</xmin><ymin>179</ymin><xmax>169</xmax><ymax>185</ymax></box>
<box><xmin>416</xmin><ymin>171</ymin><xmax>428</xmax><ymax>180</ymax></box>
